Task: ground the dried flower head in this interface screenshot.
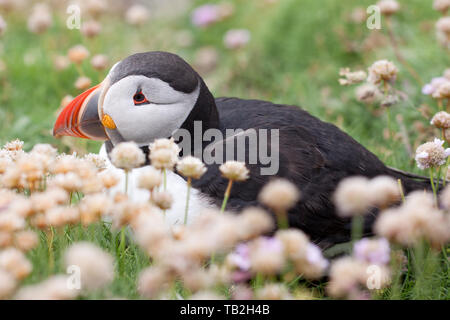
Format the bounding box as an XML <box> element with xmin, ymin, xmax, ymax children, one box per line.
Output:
<box><xmin>436</xmin><ymin>16</ymin><xmax>450</xmax><ymax>35</ymax></box>
<box><xmin>219</xmin><ymin>161</ymin><xmax>249</xmax><ymax>181</ymax></box>
<box><xmin>137</xmin><ymin>266</ymin><xmax>170</xmax><ymax>299</ymax></box>
<box><xmin>14</xmin><ymin>230</ymin><xmax>39</xmax><ymax>252</ymax></box>
<box><xmin>415</xmin><ymin>138</ymin><xmax>450</xmax><ymax>169</ymax></box>
<box><xmin>377</xmin><ymin>0</ymin><xmax>400</xmax><ymax>16</ymax></box>
<box><xmin>191</xmin><ymin>4</ymin><xmax>220</xmax><ymax>27</ymax></box>
<box><xmin>99</xmin><ymin>169</ymin><xmax>120</xmax><ymax>188</ymax></box>
<box><xmin>74</xmin><ymin>76</ymin><xmax>92</xmax><ymax>90</ymax></box>
<box><xmin>339</xmin><ymin>68</ymin><xmax>367</xmax><ymax>86</ymax></box>
<box><xmin>64</xmin><ymin>242</ymin><xmax>114</xmax><ymax>291</ymax></box>
<box><xmin>249</xmin><ymin>237</ymin><xmax>285</xmax><ymax>275</ymax></box>
<box><xmin>355</xmin><ymin>83</ymin><xmax>382</xmax><ymax>104</ymax></box>
<box><xmin>237</xmin><ymin>207</ymin><xmax>273</xmax><ymax>240</ymax></box>
<box><xmin>68</xmin><ymin>45</ymin><xmax>90</xmax><ymax>64</ymax></box>
<box><xmin>110</xmin><ymin>142</ymin><xmax>145</xmax><ymax>171</ymax></box>
<box><xmin>367</xmin><ymin>60</ymin><xmax>398</xmax><ymax>84</ymax></box>
<box><xmin>176</xmin><ymin>156</ymin><xmax>207</xmax><ymax>179</ymax></box>
<box><xmin>3</xmin><ymin>139</ymin><xmax>23</xmax><ymax>152</ymax></box>
<box><xmin>333</xmin><ymin>176</ymin><xmax>371</xmax><ymax>217</ymax></box>
<box><xmin>258</xmin><ymin>178</ymin><xmax>300</xmax><ymax>212</ymax></box>
<box><xmin>149</xmin><ymin>138</ymin><xmax>180</xmax><ymax>170</ymax></box>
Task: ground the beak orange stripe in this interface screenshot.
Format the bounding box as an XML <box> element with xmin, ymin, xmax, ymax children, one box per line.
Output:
<box><xmin>53</xmin><ymin>84</ymin><xmax>100</xmax><ymax>139</ymax></box>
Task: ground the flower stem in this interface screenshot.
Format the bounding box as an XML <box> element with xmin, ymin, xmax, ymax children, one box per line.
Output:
<box><xmin>183</xmin><ymin>177</ymin><xmax>192</xmax><ymax>225</ymax></box>
<box><xmin>429</xmin><ymin>167</ymin><xmax>437</xmax><ymax>205</ymax></box>
<box><xmin>276</xmin><ymin>210</ymin><xmax>289</xmax><ymax>229</ymax></box>
<box><xmin>351</xmin><ymin>215</ymin><xmax>364</xmax><ymax>241</ymax></box>
<box><xmin>124</xmin><ymin>170</ymin><xmax>129</xmax><ymax>194</ymax></box>
<box><xmin>220</xmin><ymin>179</ymin><xmax>233</xmax><ymax>213</ymax></box>
<box><xmin>163</xmin><ymin>168</ymin><xmax>167</xmax><ymax>190</ymax></box>
<box><xmin>397</xmin><ymin>179</ymin><xmax>405</xmax><ymax>203</ymax></box>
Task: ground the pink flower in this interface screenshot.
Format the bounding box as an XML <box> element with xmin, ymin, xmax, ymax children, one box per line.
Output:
<box><xmin>422</xmin><ymin>77</ymin><xmax>448</xmax><ymax>95</ymax></box>
<box><xmin>224</xmin><ymin>29</ymin><xmax>251</xmax><ymax>49</ymax></box>
<box><xmin>353</xmin><ymin>238</ymin><xmax>390</xmax><ymax>265</ymax></box>
<box><xmin>191</xmin><ymin>4</ymin><xmax>220</xmax><ymax>27</ymax></box>
<box><xmin>229</xmin><ymin>243</ymin><xmax>250</xmax><ymax>270</ymax></box>
<box><xmin>306</xmin><ymin>243</ymin><xmax>329</xmax><ymax>269</ymax></box>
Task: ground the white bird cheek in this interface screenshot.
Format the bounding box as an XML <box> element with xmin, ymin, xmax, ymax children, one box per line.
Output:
<box><xmin>117</xmin><ymin>103</ymin><xmax>191</xmax><ymax>144</ymax></box>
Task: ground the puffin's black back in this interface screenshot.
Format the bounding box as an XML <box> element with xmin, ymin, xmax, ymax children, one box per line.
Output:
<box><xmin>190</xmin><ymin>97</ymin><xmax>429</xmax><ymax>247</ymax></box>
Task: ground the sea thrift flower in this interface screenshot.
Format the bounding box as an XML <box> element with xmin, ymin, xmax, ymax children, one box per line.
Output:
<box><xmin>3</xmin><ymin>139</ymin><xmax>23</xmax><ymax>152</ymax></box>
<box><xmin>433</xmin><ymin>0</ymin><xmax>450</xmax><ymax>14</ymax></box>
<box><xmin>0</xmin><ymin>248</ymin><xmax>32</xmax><ymax>280</ymax></box>
<box><xmin>82</xmin><ymin>0</ymin><xmax>107</xmax><ymax>17</ymax></box>
<box><xmin>431</xmin><ymin>111</ymin><xmax>450</xmax><ymax>129</ymax></box>
<box><xmin>415</xmin><ymin>138</ymin><xmax>450</xmax><ymax>170</ymax></box>
<box><xmin>353</xmin><ymin>238</ymin><xmax>390</xmax><ymax>265</ymax></box>
<box><xmin>432</xmin><ymin>81</ymin><xmax>450</xmax><ymax>100</ymax></box>
<box><xmin>110</xmin><ymin>142</ymin><xmax>145</xmax><ymax>171</ymax></box>
<box><xmin>377</xmin><ymin>0</ymin><xmax>400</xmax><ymax>16</ymax></box>
<box><xmin>367</xmin><ymin>176</ymin><xmax>400</xmax><ymax>208</ymax></box>
<box><xmin>125</xmin><ymin>4</ymin><xmax>150</xmax><ymax>26</ymax></box>
<box><xmin>149</xmin><ymin>138</ymin><xmax>180</xmax><ymax>170</ymax></box>
<box><xmin>191</xmin><ymin>4</ymin><xmax>220</xmax><ymax>27</ymax></box>
<box><xmin>75</xmin><ymin>76</ymin><xmax>92</xmax><ymax>90</ymax></box>
<box><xmin>99</xmin><ymin>169</ymin><xmax>120</xmax><ymax>188</ymax></box>
<box><xmin>224</xmin><ymin>29</ymin><xmax>251</xmax><ymax>49</ymax></box>
<box><xmin>0</xmin><ymin>15</ymin><xmax>6</xmax><ymax>36</ymax></box>
<box><xmin>258</xmin><ymin>178</ymin><xmax>300</xmax><ymax>212</ymax></box>
<box><xmin>256</xmin><ymin>284</ymin><xmax>292</xmax><ymax>300</ymax></box>
<box><xmin>176</xmin><ymin>156</ymin><xmax>207</xmax><ymax>179</ymax></box>
<box><xmin>137</xmin><ymin>166</ymin><xmax>162</xmax><ymax>191</ymax></box>
<box><xmin>219</xmin><ymin>161</ymin><xmax>249</xmax><ymax>181</ymax></box>
<box><xmin>249</xmin><ymin>237</ymin><xmax>285</xmax><ymax>276</ymax></box>
<box><xmin>64</xmin><ymin>242</ymin><xmax>114</xmax><ymax>291</ymax></box>
<box><xmin>68</xmin><ymin>45</ymin><xmax>90</xmax><ymax>64</ymax></box>
<box><xmin>237</xmin><ymin>207</ymin><xmax>273</xmax><ymax>240</ymax></box>
<box><xmin>14</xmin><ymin>275</ymin><xmax>78</xmax><ymax>300</ymax></box>
<box><xmin>355</xmin><ymin>83</ymin><xmax>382</xmax><ymax>104</ymax></box>
<box><xmin>333</xmin><ymin>176</ymin><xmax>371</xmax><ymax>217</ymax></box>
<box><xmin>0</xmin><ymin>268</ymin><xmax>16</xmax><ymax>299</ymax></box>
<box><xmin>81</xmin><ymin>20</ymin><xmax>101</xmax><ymax>38</ymax></box>
<box><xmin>436</xmin><ymin>16</ymin><xmax>450</xmax><ymax>35</ymax></box>
<box><xmin>422</xmin><ymin>77</ymin><xmax>448</xmax><ymax>95</ymax></box>
<box><xmin>338</xmin><ymin>68</ymin><xmax>367</xmax><ymax>86</ymax></box>
<box><xmin>367</xmin><ymin>60</ymin><xmax>398</xmax><ymax>84</ymax></box>
<box><xmin>151</xmin><ymin>191</ymin><xmax>173</xmax><ymax>210</ymax></box>
<box><xmin>327</xmin><ymin>257</ymin><xmax>369</xmax><ymax>299</ymax></box>
<box><xmin>14</xmin><ymin>230</ymin><xmax>39</xmax><ymax>252</ymax></box>
<box><xmin>27</xmin><ymin>4</ymin><xmax>52</xmax><ymax>34</ymax></box>
<box><xmin>375</xmin><ymin>191</ymin><xmax>450</xmax><ymax>248</ymax></box>
<box><xmin>137</xmin><ymin>266</ymin><xmax>171</xmax><ymax>299</ymax></box>
<box><xmin>90</xmin><ymin>54</ymin><xmax>109</xmax><ymax>71</ymax></box>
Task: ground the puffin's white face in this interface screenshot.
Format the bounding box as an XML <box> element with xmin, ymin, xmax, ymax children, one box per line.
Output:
<box><xmin>101</xmin><ymin>75</ymin><xmax>200</xmax><ymax>146</ymax></box>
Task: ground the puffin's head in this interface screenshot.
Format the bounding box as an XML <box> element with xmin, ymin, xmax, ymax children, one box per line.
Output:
<box><xmin>53</xmin><ymin>51</ymin><xmax>218</xmax><ymax>146</ymax></box>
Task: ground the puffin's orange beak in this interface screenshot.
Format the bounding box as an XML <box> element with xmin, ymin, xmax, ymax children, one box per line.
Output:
<box><xmin>53</xmin><ymin>84</ymin><xmax>108</xmax><ymax>141</ymax></box>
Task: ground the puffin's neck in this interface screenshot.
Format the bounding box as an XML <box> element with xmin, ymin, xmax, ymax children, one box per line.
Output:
<box><xmin>176</xmin><ymin>78</ymin><xmax>220</xmax><ymax>157</ymax></box>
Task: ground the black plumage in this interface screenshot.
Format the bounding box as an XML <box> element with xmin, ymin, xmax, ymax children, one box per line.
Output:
<box><xmin>107</xmin><ymin>52</ymin><xmax>430</xmax><ymax>247</ymax></box>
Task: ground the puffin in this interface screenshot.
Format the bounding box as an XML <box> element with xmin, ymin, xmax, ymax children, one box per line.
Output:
<box><xmin>53</xmin><ymin>51</ymin><xmax>428</xmax><ymax>247</ymax></box>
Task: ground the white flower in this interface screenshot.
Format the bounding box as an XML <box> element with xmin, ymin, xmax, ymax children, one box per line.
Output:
<box><xmin>415</xmin><ymin>138</ymin><xmax>450</xmax><ymax>169</ymax></box>
<box><xmin>176</xmin><ymin>156</ymin><xmax>207</xmax><ymax>179</ymax></box>
<box><xmin>219</xmin><ymin>161</ymin><xmax>249</xmax><ymax>181</ymax></box>
<box><xmin>110</xmin><ymin>142</ymin><xmax>145</xmax><ymax>170</ymax></box>
<box><xmin>64</xmin><ymin>242</ymin><xmax>114</xmax><ymax>291</ymax></box>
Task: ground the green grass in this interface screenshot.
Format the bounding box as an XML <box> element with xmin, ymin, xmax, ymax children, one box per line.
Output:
<box><xmin>0</xmin><ymin>0</ymin><xmax>449</xmax><ymax>299</ymax></box>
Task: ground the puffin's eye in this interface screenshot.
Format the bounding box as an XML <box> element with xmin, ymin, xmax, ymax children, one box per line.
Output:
<box><xmin>133</xmin><ymin>90</ymin><xmax>149</xmax><ymax>105</ymax></box>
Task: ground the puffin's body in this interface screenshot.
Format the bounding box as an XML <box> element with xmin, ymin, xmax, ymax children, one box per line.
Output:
<box><xmin>54</xmin><ymin>51</ymin><xmax>428</xmax><ymax>247</ymax></box>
